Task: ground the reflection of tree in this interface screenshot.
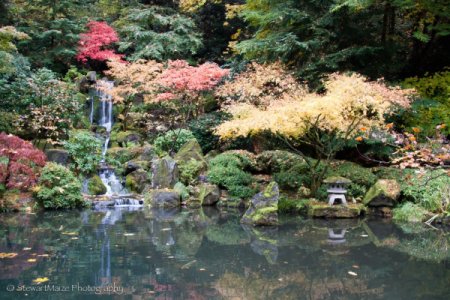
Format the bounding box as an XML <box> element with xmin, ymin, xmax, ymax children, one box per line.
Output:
<box><xmin>364</xmin><ymin>221</ymin><xmax>450</xmax><ymax>262</ymax></box>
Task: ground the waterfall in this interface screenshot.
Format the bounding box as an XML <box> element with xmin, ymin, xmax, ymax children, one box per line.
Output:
<box><xmin>90</xmin><ymin>79</ymin><xmax>128</xmax><ymax>197</ymax></box>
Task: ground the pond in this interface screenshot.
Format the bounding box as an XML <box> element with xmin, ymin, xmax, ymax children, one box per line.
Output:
<box><xmin>0</xmin><ymin>208</ymin><xmax>449</xmax><ymax>299</ymax></box>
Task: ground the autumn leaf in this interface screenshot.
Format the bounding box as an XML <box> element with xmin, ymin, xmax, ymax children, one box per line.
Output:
<box><xmin>33</xmin><ymin>277</ymin><xmax>49</xmax><ymax>284</ymax></box>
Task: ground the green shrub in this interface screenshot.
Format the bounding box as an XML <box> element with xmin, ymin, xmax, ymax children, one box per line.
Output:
<box><xmin>278</xmin><ymin>197</ymin><xmax>308</xmax><ymax>214</ymax></box>
<box><xmin>179</xmin><ymin>158</ymin><xmax>204</xmax><ymax>185</ymax></box>
<box><xmin>273</xmin><ymin>161</ymin><xmax>324</xmax><ymax>191</ymax></box>
<box><xmin>64</xmin><ymin>130</ymin><xmax>103</xmax><ymax>174</ymax></box>
<box><xmin>398</xmin><ymin>71</ymin><xmax>450</xmax><ymax>136</ymax></box>
<box><xmin>35</xmin><ymin>163</ymin><xmax>86</xmax><ymax>209</ymax></box>
<box><xmin>153</xmin><ymin>129</ymin><xmax>196</xmax><ymax>155</ymax></box>
<box><xmin>0</xmin><ymin>111</ymin><xmax>18</xmax><ymax>134</ymax></box>
<box><xmin>393</xmin><ymin>202</ymin><xmax>428</xmax><ymax>223</ymax></box>
<box><xmin>207</xmin><ymin>153</ymin><xmax>256</xmax><ymax>199</ymax></box>
<box><xmin>327</xmin><ymin>162</ymin><xmax>377</xmax><ymax>198</ymax></box>
<box><xmin>401</xmin><ymin>169</ymin><xmax>450</xmax><ymax>212</ymax></box>
<box><xmin>256</xmin><ymin>150</ymin><xmax>302</xmax><ymax>173</ymax></box>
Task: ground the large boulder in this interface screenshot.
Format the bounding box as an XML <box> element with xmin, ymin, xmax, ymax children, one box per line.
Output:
<box><xmin>175</xmin><ymin>140</ymin><xmax>206</xmax><ymax>166</ymax></box>
<box><xmin>125</xmin><ymin>169</ymin><xmax>149</xmax><ymax>193</ymax></box>
<box><xmin>45</xmin><ymin>149</ymin><xmax>71</xmax><ymax>166</ymax></box>
<box><xmin>363</xmin><ymin>179</ymin><xmax>401</xmax><ymax>207</ymax></box>
<box><xmin>87</xmin><ymin>175</ymin><xmax>107</xmax><ymax>195</ymax></box>
<box><xmin>144</xmin><ymin>189</ymin><xmax>180</xmax><ymax>208</ymax></box>
<box><xmin>151</xmin><ymin>156</ymin><xmax>179</xmax><ymax>189</ymax></box>
<box><xmin>198</xmin><ymin>183</ymin><xmax>220</xmax><ymax>206</ymax></box>
<box><xmin>124</xmin><ymin>160</ymin><xmax>150</xmax><ymax>175</ymax></box>
<box><xmin>115</xmin><ymin>131</ymin><xmax>142</xmax><ymax>147</ymax></box>
<box><xmin>241</xmin><ymin>182</ymin><xmax>279</xmax><ymax>226</ymax></box>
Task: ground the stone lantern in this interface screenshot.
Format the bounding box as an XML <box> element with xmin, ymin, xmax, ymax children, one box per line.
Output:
<box><xmin>323</xmin><ymin>176</ymin><xmax>352</xmax><ymax>206</ymax></box>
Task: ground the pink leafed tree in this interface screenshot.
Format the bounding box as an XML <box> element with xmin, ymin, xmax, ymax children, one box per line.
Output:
<box><xmin>155</xmin><ymin>60</ymin><xmax>229</xmax><ymax>122</ymax></box>
<box><xmin>76</xmin><ymin>21</ymin><xmax>123</xmax><ymax>63</ymax></box>
<box><xmin>0</xmin><ymin>133</ymin><xmax>47</xmax><ymax>191</ymax></box>
<box><xmin>156</xmin><ymin>60</ymin><xmax>230</xmax><ymax>101</ymax></box>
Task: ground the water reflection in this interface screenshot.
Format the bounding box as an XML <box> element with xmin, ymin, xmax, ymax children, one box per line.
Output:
<box><xmin>0</xmin><ymin>209</ymin><xmax>449</xmax><ymax>299</ymax></box>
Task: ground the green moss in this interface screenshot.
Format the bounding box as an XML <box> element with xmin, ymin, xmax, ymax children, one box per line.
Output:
<box><xmin>179</xmin><ymin>158</ymin><xmax>204</xmax><ymax>185</ymax></box>
<box><xmin>393</xmin><ymin>202</ymin><xmax>429</xmax><ymax>223</ymax></box>
<box><xmin>174</xmin><ymin>182</ymin><xmax>189</xmax><ymax>201</ymax></box>
<box><xmin>306</xmin><ymin>201</ymin><xmax>365</xmax><ymax>218</ymax></box>
<box><xmin>251</xmin><ymin>206</ymin><xmax>277</xmax><ymax>222</ymax></box>
<box><xmin>263</xmin><ymin>182</ymin><xmax>277</xmax><ymax>198</ymax></box>
<box><xmin>278</xmin><ymin>197</ymin><xmax>308</xmax><ymax>214</ymax></box>
<box><xmin>87</xmin><ymin>175</ymin><xmax>107</xmax><ymax>195</ymax></box>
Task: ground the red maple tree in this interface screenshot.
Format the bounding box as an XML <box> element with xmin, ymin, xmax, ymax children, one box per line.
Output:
<box><xmin>0</xmin><ymin>133</ymin><xmax>47</xmax><ymax>191</ymax></box>
<box><xmin>156</xmin><ymin>60</ymin><xmax>230</xmax><ymax>101</ymax></box>
<box><xmin>76</xmin><ymin>21</ymin><xmax>123</xmax><ymax>63</ymax></box>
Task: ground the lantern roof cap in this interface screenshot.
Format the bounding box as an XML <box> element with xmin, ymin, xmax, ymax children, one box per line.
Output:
<box><xmin>323</xmin><ymin>176</ymin><xmax>352</xmax><ymax>184</ymax></box>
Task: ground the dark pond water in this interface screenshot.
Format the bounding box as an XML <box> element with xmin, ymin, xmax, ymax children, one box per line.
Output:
<box><xmin>0</xmin><ymin>208</ymin><xmax>449</xmax><ymax>299</ymax></box>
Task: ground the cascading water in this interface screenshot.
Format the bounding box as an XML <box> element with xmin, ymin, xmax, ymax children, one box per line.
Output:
<box><xmin>90</xmin><ymin>79</ymin><xmax>128</xmax><ymax>197</ymax></box>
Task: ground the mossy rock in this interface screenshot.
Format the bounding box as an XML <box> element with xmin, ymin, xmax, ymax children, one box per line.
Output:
<box><xmin>196</xmin><ymin>183</ymin><xmax>220</xmax><ymax>206</ymax></box>
<box><xmin>44</xmin><ymin>149</ymin><xmax>71</xmax><ymax>166</ymax></box>
<box><xmin>87</xmin><ymin>175</ymin><xmax>107</xmax><ymax>195</ymax></box>
<box><xmin>151</xmin><ymin>156</ymin><xmax>179</xmax><ymax>189</ymax></box>
<box><xmin>241</xmin><ymin>182</ymin><xmax>279</xmax><ymax>226</ymax></box>
<box><xmin>144</xmin><ymin>189</ymin><xmax>181</xmax><ymax>208</ymax></box>
<box><xmin>306</xmin><ymin>200</ymin><xmax>365</xmax><ymax>218</ymax></box>
<box><xmin>175</xmin><ymin>140</ymin><xmax>206</xmax><ymax>167</ymax></box>
<box><xmin>363</xmin><ymin>179</ymin><xmax>401</xmax><ymax>207</ymax></box>
<box><xmin>125</xmin><ymin>169</ymin><xmax>149</xmax><ymax>193</ymax></box>
<box><xmin>115</xmin><ymin>131</ymin><xmax>142</xmax><ymax>146</ymax></box>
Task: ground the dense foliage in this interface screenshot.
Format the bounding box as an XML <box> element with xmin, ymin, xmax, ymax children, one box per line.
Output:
<box><xmin>34</xmin><ymin>162</ymin><xmax>85</xmax><ymax>209</ymax></box>
<box><xmin>64</xmin><ymin>130</ymin><xmax>103</xmax><ymax>174</ymax></box>
<box><xmin>0</xmin><ymin>133</ymin><xmax>46</xmax><ymax>191</ymax></box>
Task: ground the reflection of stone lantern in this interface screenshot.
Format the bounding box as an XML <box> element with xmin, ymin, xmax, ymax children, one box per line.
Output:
<box><xmin>323</xmin><ymin>177</ymin><xmax>352</xmax><ymax>206</ymax></box>
<box><xmin>327</xmin><ymin>228</ymin><xmax>347</xmax><ymax>245</ymax></box>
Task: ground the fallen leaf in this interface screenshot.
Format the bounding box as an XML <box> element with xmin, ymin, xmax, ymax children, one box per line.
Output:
<box><xmin>62</xmin><ymin>232</ymin><xmax>77</xmax><ymax>236</ymax></box>
<box><xmin>27</xmin><ymin>259</ymin><xmax>37</xmax><ymax>263</ymax></box>
<box><xmin>123</xmin><ymin>233</ymin><xmax>135</xmax><ymax>236</ymax></box>
<box><xmin>23</xmin><ymin>247</ymin><xmax>32</xmax><ymax>251</ymax></box>
<box><xmin>348</xmin><ymin>271</ymin><xmax>358</xmax><ymax>276</ymax></box>
<box><xmin>33</xmin><ymin>277</ymin><xmax>49</xmax><ymax>284</ymax></box>
<box><xmin>0</xmin><ymin>252</ymin><xmax>18</xmax><ymax>259</ymax></box>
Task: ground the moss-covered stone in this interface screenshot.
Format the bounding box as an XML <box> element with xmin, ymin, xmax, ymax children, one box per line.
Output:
<box><xmin>125</xmin><ymin>169</ymin><xmax>149</xmax><ymax>193</ymax></box>
<box><xmin>115</xmin><ymin>131</ymin><xmax>142</xmax><ymax>147</ymax></box>
<box><xmin>241</xmin><ymin>182</ymin><xmax>279</xmax><ymax>226</ymax></box>
<box><xmin>44</xmin><ymin>149</ymin><xmax>71</xmax><ymax>166</ymax></box>
<box><xmin>151</xmin><ymin>156</ymin><xmax>179</xmax><ymax>189</ymax></box>
<box><xmin>306</xmin><ymin>200</ymin><xmax>365</xmax><ymax>218</ymax></box>
<box><xmin>144</xmin><ymin>189</ymin><xmax>181</xmax><ymax>208</ymax></box>
<box><xmin>175</xmin><ymin>140</ymin><xmax>206</xmax><ymax>166</ymax></box>
<box><xmin>87</xmin><ymin>175</ymin><xmax>107</xmax><ymax>195</ymax></box>
<box><xmin>363</xmin><ymin>179</ymin><xmax>401</xmax><ymax>207</ymax></box>
<box><xmin>197</xmin><ymin>183</ymin><xmax>220</xmax><ymax>206</ymax></box>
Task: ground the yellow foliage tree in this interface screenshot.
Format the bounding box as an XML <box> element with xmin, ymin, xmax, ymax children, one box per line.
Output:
<box><xmin>216</xmin><ymin>72</ymin><xmax>414</xmax><ymax>196</ymax></box>
<box><xmin>216</xmin><ymin>73</ymin><xmax>413</xmax><ymax>140</ymax></box>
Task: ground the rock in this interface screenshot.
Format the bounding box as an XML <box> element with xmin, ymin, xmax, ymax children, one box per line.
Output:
<box><xmin>241</xmin><ymin>182</ymin><xmax>279</xmax><ymax>226</ymax></box>
<box><xmin>124</xmin><ymin>160</ymin><xmax>150</xmax><ymax>175</ymax></box>
<box><xmin>44</xmin><ymin>149</ymin><xmax>71</xmax><ymax>166</ymax></box>
<box><xmin>138</xmin><ymin>145</ymin><xmax>155</xmax><ymax>161</ymax></box>
<box><xmin>363</xmin><ymin>179</ymin><xmax>401</xmax><ymax>207</ymax></box>
<box><xmin>87</xmin><ymin>71</ymin><xmax>96</xmax><ymax>82</ymax></box>
<box><xmin>87</xmin><ymin>175</ymin><xmax>107</xmax><ymax>195</ymax></box>
<box><xmin>125</xmin><ymin>169</ymin><xmax>149</xmax><ymax>193</ymax></box>
<box><xmin>256</xmin><ymin>150</ymin><xmax>302</xmax><ymax>173</ymax></box>
<box><xmin>175</xmin><ymin>140</ymin><xmax>207</xmax><ymax>166</ymax></box>
<box><xmin>197</xmin><ymin>183</ymin><xmax>220</xmax><ymax>206</ymax></box>
<box><xmin>144</xmin><ymin>189</ymin><xmax>180</xmax><ymax>208</ymax></box>
<box><xmin>306</xmin><ymin>201</ymin><xmax>365</xmax><ymax>218</ymax></box>
<box><xmin>151</xmin><ymin>156</ymin><xmax>179</xmax><ymax>189</ymax></box>
<box><xmin>116</xmin><ymin>131</ymin><xmax>142</xmax><ymax>147</ymax></box>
